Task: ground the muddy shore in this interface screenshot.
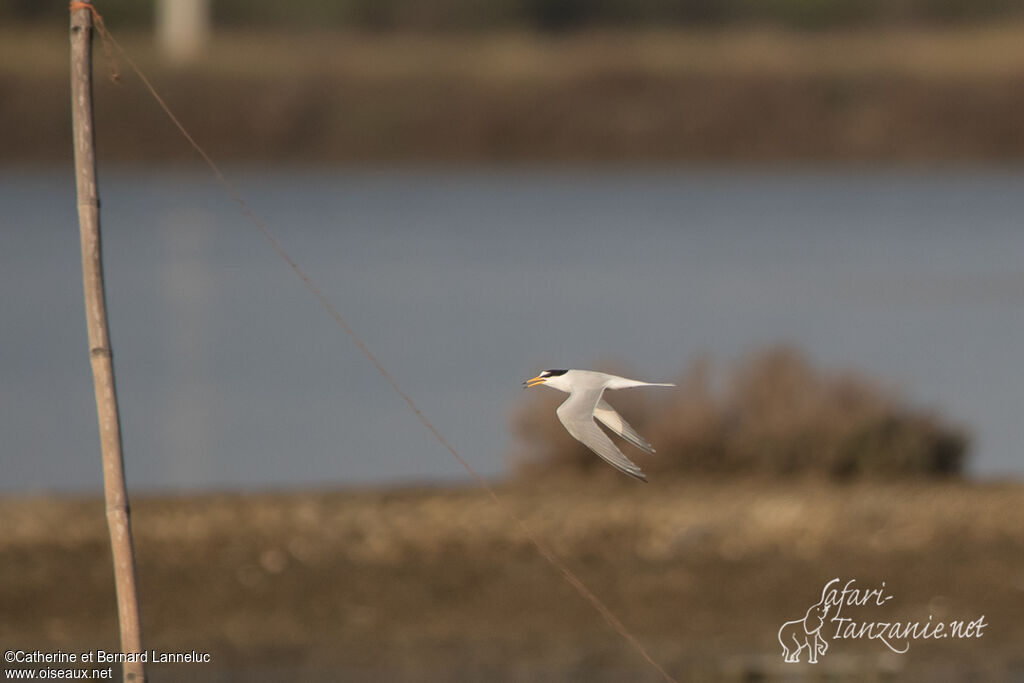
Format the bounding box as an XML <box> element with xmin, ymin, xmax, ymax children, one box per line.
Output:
<box><xmin>2</xmin><ymin>479</ymin><xmax>1021</xmax><ymax>681</ymax></box>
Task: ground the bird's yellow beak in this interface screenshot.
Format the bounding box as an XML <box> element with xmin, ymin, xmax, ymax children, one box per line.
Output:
<box><xmin>523</xmin><ymin>376</ymin><xmax>547</xmax><ymax>389</ymax></box>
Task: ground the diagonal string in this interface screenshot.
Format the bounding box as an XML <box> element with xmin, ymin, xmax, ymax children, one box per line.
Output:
<box><xmin>69</xmin><ymin>4</ymin><xmax>677</xmax><ymax>680</ymax></box>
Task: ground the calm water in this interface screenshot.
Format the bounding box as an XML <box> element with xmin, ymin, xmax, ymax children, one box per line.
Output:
<box><xmin>2</xmin><ymin>166</ymin><xmax>1022</xmax><ymax>493</ymax></box>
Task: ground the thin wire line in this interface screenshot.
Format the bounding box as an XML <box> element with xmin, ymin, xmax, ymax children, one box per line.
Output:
<box><xmin>79</xmin><ymin>9</ymin><xmax>677</xmax><ymax>681</ymax></box>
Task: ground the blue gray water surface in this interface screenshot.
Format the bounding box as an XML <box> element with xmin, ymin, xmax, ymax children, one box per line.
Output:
<box><xmin>2</xmin><ymin>167</ymin><xmax>1022</xmax><ymax>492</ymax></box>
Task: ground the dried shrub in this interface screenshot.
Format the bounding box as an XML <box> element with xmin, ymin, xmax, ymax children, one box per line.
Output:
<box><xmin>510</xmin><ymin>346</ymin><xmax>968</xmax><ymax>481</ymax></box>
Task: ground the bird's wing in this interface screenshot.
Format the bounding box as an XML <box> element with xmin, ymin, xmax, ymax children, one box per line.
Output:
<box><xmin>556</xmin><ymin>388</ymin><xmax>648</xmax><ymax>482</ymax></box>
<box><xmin>593</xmin><ymin>400</ymin><xmax>655</xmax><ymax>455</ymax></box>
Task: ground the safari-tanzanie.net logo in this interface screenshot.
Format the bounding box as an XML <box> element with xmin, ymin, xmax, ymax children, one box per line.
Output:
<box><xmin>777</xmin><ymin>578</ymin><xmax>987</xmax><ymax>663</ymax></box>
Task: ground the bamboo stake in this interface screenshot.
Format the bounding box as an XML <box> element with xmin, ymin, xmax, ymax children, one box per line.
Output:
<box><xmin>70</xmin><ymin>5</ymin><xmax>147</xmax><ymax>682</ymax></box>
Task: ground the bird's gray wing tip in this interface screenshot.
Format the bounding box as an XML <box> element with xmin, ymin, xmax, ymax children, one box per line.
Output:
<box><xmin>627</xmin><ymin>467</ymin><xmax>648</xmax><ymax>482</ymax></box>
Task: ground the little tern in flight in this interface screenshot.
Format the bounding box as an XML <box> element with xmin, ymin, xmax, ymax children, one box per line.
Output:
<box><xmin>523</xmin><ymin>369</ymin><xmax>674</xmax><ymax>482</ymax></box>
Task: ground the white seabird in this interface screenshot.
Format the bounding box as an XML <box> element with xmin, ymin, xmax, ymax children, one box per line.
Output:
<box><xmin>523</xmin><ymin>369</ymin><xmax>674</xmax><ymax>482</ymax></box>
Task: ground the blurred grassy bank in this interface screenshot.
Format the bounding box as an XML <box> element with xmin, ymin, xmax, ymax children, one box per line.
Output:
<box><xmin>2</xmin><ymin>480</ymin><xmax>1021</xmax><ymax>681</ymax></box>
<box><xmin>7</xmin><ymin>25</ymin><xmax>1024</xmax><ymax>163</ymax></box>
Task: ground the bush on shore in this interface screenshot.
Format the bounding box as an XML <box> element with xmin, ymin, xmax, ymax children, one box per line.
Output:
<box><xmin>511</xmin><ymin>346</ymin><xmax>968</xmax><ymax>481</ymax></box>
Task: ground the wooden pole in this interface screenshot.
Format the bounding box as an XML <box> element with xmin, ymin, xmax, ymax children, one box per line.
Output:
<box><xmin>69</xmin><ymin>5</ymin><xmax>147</xmax><ymax>682</ymax></box>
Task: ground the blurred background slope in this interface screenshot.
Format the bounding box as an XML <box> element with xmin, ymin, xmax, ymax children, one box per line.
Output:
<box><xmin>6</xmin><ymin>0</ymin><xmax>1024</xmax><ymax>163</ymax></box>
<box><xmin>8</xmin><ymin>0</ymin><xmax>1024</xmax><ymax>31</ymax></box>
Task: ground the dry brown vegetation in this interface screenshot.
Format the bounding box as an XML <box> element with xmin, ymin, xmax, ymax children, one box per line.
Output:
<box><xmin>512</xmin><ymin>347</ymin><xmax>968</xmax><ymax>482</ymax></box>
<box><xmin>6</xmin><ymin>25</ymin><xmax>1024</xmax><ymax>162</ymax></box>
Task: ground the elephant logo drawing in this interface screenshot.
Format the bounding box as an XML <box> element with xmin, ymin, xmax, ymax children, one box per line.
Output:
<box><xmin>778</xmin><ymin>578</ymin><xmax>838</xmax><ymax>663</ymax></box>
